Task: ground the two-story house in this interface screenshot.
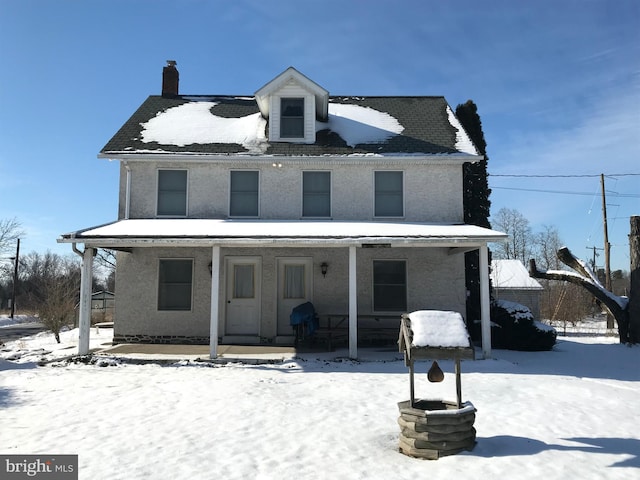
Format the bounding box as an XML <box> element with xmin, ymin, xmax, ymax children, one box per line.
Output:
<box><xmin>59</xmin><ymin>63</ymin><xmax>506</xmax><ymax>359</ymax></box>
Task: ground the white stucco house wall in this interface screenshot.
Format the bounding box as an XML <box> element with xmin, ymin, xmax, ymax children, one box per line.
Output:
<box><xmin>59</xmin><ymin>64</ymin><xmax>507</xmax><ymax>359</ymax></box>
<box><xmin>491</xmin><ymin>259</ymin><xmax>544</xmax><ymax>320</ymax></box>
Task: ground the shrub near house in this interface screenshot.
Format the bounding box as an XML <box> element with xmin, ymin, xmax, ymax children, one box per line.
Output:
<box><xmin>480</xmin><ymin>300</ymin><xmax>557</xmax><ymax>351</ymax></box>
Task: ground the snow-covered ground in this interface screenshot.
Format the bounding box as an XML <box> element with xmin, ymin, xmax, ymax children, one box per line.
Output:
<box><xmin>1</xmin><ymin>316</ymin><xmax>638</xmax><ymax>480</ymax></box>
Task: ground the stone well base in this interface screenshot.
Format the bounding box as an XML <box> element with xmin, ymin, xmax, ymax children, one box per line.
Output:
<box><xmin>397</xmin><ymin>399</ymin><xmax>476</xmax><ymax>460</ymax></box>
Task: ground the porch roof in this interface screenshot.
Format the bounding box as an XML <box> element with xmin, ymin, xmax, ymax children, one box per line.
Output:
<box><xmin>58</xmin><ymin>219</ymin><xmax>507</xmax><ymax>248</ymax></box>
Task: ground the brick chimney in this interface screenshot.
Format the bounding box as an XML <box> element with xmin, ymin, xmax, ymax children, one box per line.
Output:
<box><xmin>162</xmin><ymin>60</ymin><xmax>179</xmax><ymax>97</ymax></box>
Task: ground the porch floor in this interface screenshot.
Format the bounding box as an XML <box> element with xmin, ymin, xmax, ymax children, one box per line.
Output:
<box><xmin>96</xmin><ymin>343</ymin><xmax>317</xmax><ymax>364</ymax></box>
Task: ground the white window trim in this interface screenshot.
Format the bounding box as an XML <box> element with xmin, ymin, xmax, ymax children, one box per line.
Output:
<box><xmin>373</xmin><ymin>170</ymin><xmax>405</xmax><ymax>218</ymax></box>
<box><xmin>229</xmin><ymin>169</ymin><xmax>260</xmax><ymax>218</ymax></box>
<box><xmin>156</xmin><ymin>168</ymin><xmax>189</xmax><ymax>218</ymax></box>
<box><xmin>157</xmin><ymin>258</ymin><xmax>194</xmax><ymax>312</ymax></box>
<box><xmin>301</xmin><ymin>170</ymin><xmax>332</xmax><ymax>219</ymax></box>
<box><xmin>280</xmin><ymin>97</ymin><xmax>305</xmax><ymax>139</ymax></box>
<box><xmin>270</xmin><ymin>94</ymin><xmax>315</xmax><ymax>143</ymax></box>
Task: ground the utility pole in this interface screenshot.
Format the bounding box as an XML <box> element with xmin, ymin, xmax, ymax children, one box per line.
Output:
<box><xmin>586</xmin><ymin>246</ymin><xmax>602</xmax><ymax>273</ymax></box>
<box><xmin>10</xmin><ymin>238</ymin><xmax>20</xmax><ymax>319</ymax></box>
<box><xmin>601</xmin><ymin>174</ymin><xmax>613</xmax><ymax>328</ymax></box>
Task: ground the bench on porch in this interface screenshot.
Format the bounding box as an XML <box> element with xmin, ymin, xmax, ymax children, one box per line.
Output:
<box><xmin>293</xmin><ymin>312</ymin><xmax>400</xmax><ymax>351</ymax></box>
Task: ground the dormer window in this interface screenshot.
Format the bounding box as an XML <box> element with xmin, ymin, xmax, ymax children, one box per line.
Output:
<box><xmin>280</xmin><ymin>98</ymin><xmax>305</xmax><ymax>138</ymax></box>
<box><xmin>255</xmin><ymin>67</ymin><xmax>329</xmax><ymax>144</ymax></box>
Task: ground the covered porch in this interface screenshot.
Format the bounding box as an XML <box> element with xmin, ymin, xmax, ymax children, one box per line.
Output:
<box><xmin>59</xmin><ymin>219</ymin><xmax>507</xmax><ymax>360</ymax></box>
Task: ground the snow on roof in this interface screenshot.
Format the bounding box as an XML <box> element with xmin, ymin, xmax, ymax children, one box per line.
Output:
<box><xmin>408</xmin><ymin>310</ymin><xmax>470</xmax><ymax>348</ymax></box>
<box><xmin>140</xmin><ymin>100</ymin><xmax>404</xmax><ymax>153</ymax></box>
<box><xmin>140</xmin><ymin>101</ymin><xmax>268</xmax><ymax>154</ymax></box>
<box><xmin>59</xmin><ymin>219</ymin><xmax>509</xmax><ymax>244</ymax></box>
<box><xmin>446</xmin><ymin>105</ymin><xmax>478</xmax><ymax>155</ymax></box>
<box><xmin>322</xmin><ymin>103</ymin><xmax>404</xmax><ymax>146</ymax></box>
<box><xmin>491</xmin><ymin>259</ymin><xmax>543</xmax><ymax>290</ymax></box>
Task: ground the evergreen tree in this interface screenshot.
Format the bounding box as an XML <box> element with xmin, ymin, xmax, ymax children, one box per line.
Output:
<box><xmin>456</xmin><ymin>100</ymin><xmax>491</xmax><ymax>227</ymax></box>
<box><xmin>455</xmin><ymin>101</ymin><xmax>492</xmax><ymax>334</ymax></box>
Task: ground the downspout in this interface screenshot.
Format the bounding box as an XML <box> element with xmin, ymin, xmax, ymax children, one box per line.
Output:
<box><xmin>72</xmin><ymin>242</ymin><xmax>83</xmax><ymax>257</ymax></box>
<box><xmin>124</xmin><ymin>162</ymin><xmax>131</xmax><ymax>219</ymax></box>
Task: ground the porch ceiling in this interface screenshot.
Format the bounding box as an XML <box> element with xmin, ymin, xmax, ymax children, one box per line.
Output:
<box><xmin>58</xmin><ymin>219</ymin><xmax>507</xmax><ymax>249</ymax></box>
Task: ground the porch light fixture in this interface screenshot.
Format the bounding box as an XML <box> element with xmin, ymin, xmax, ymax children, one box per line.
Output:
<box><xmin>208</xmin><ymin>261</ymin><xmax>213</xmax><ymax>275</ymax></box>
<box><xmin>320</xmin><ymin>262</ymin><xmax>328</xmax><ymax>277</ymax></box>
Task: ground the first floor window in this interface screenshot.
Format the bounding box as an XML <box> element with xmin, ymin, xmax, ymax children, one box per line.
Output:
<box><xmin>158</xmin><ymin>259</ymin><xmax>193</xmax><ymax>311</ymax></box>
<box><xmin>373</xmin><ymin>260</ymin><xmax>407</xmax><ymax>312</ymax></box>
<box><xmin>230</xmin><ymin>170</ymin><xmax>259</xmax><ymax>216</ymax></box>
<box><xmin>303</xmin><ymin>171</ymin><xmax>331</xmax><ymax>217</ymax></box>
<box><xmin>157</xmin><ymin>169</ymin><xmax>187</xmax><ymax>216</ymax></box>
<box><xmin>374</xmin><ymin>171</ymin><xmax>403</xmax><ymax>217</ymax></box>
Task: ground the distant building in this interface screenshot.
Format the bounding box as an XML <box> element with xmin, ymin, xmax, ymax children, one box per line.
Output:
<box><xmin>91</xmin><ymin>291</ymin><xmax>115</xmax><ymax>311</ymax></box>
<box><xmin>491</xmin><ymin>259</ymin><xmax>543</xmax><ymax>319</ymax></box>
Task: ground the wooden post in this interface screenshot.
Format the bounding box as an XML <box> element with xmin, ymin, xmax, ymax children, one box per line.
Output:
<box><xmin>601</xmin><ymin>174</ymin><xmax>614</xmax><ymax>329</ymax></box>
<box><xmin>409</xmin><ymin>358</ymin><xmax>415</xmax><ymax>407</ymax></box>
<box><xmin>10</xmin><ymin>238</ymin><xmax>19</xmax><ymax>319</ymax></box>
<box><xmin>455</xmin><ymin>357</ymin><xmax>462</xmax><ymax>409</ymax></box>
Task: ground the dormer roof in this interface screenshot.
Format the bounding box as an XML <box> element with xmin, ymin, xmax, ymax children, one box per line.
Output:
<box><xmin>254</xmin><ymin>67</ymin><xmax>329</xmax><ymax>121</ymax></box>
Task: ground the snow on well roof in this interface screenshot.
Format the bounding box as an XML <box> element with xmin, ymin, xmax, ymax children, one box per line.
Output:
<box><xmin>491</xmin><ymin>259</ymin><xmax>543</xmax><ymax>290</ymax></box>
<box><xmin>100</xmin><ymin>96</ymin><xmax>479</xmax><ymax>157</ymax></box>
<box><xmin>408</xmin><ymin>310</ymin><xmax>471</xmax><ymax>348</ymax></box>
<box><xmin>59</xmin><ymin>219</ymin><xmax>509</xmax><ymax>246</ymax></box>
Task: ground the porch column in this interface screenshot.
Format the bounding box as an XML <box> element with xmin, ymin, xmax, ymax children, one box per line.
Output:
<box><xmin>209</xmin><ymin>245</ymin><xmax>221</xmax><ymax>359</ymax></box>
<box><xmin>479</xmin><ymin>244</ymin><xmax>492</xmax><ymax>359</ymax></box>
<box><xmin>78</xmin><ymin>247</ymin><xmax>94</xmax><ymax>355</ymax></box>
<box><xmin>348</xmin><ymin>245</ymin><xmax>358</xmax><ymax>359</ymax></box>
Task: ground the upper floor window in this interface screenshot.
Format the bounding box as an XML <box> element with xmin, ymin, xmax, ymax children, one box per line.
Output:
<box><xmin>157</xmin><ymin>169</ymin><xmax>187</xmax><ymax>216</ymax></box>
<box><xmin>374</xmin><ymin>171</ymin><xmax>403</xmax><ymax>217</ymax></box>
<box><xmin>280</xmin><ymin>98</ymin><xmax>305</xmax><ymax>138</ymax></box>
<box><xmin>158</xmin><ymin>259</ymin><xmax>193</xmax><ymax>311</ymax></box>
<box><xmin>373</xmin><ymin>260</ymin><xmax>407</xmax><ymax>312</ymax></box>
<box><xmin>230</xmin><ymin>170</ymin><xmax>259</xmax><ymax>217</ymax></box>
<box><xmin>303</xmin><ymin>171</ymin><xmax>331</xmax><ymax>217</ymax></box>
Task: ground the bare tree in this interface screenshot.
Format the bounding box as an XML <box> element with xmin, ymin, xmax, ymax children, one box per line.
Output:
<box><xmin>20</xmin><ymin>251</ymin><xmax>81</xmax><ymax>342</ymax></box>
<box><xmin>492</xmin><ymin>208</ymin><xmax>534</xmax><ymax>263</ymax></box>
<box><xmin>0</xmin><ymin>217</ymin><xmax>24</xmax><ymax>257</ymax></box>
<box><xmin>534</xmin><ymin>225</ymin><xmax>563</xmax><ymax>270</ymax></box>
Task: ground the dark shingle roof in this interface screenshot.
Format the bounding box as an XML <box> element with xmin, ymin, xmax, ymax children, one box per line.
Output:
<box><xmin>100</xmin><ymin>95</ymin><xmax>477</xmax><ymax>157</ymax></box>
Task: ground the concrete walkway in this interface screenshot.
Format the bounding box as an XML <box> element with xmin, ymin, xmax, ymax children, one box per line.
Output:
<box><xmin>97</xmin><ymin>343</ymin><xmax>300</xmax><ymax>364</ymax></box>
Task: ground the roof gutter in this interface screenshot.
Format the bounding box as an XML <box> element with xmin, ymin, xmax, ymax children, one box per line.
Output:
<box><xmin>97</xmin><ymin>153</ymin><xmax>483</xmax><ymax>164</ymax></box>
<box><xmin>59</xmin><ymin>235</ymin><xmax>507</xmax><ymax>249</ymax></box>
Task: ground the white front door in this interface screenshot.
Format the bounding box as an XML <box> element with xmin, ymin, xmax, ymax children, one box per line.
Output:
<box><xmin>225</xmin><ymin>257</ymin><xmax>261</xmax><ymax>336</ymax></box>
<box><xmin>277</xmin><ymin>257</ymin><xmax>313</xmax><ymax>336</ymax></box>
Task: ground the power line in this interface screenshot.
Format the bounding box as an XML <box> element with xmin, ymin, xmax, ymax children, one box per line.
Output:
<box><xmin>490</xmin><ymin>186</ymin><xmax>640</xmax><ymax>198</ymax></box>
<box><xmin>489</xmin><ymin>173</ymin><xmax>640</xmax><ymax>178</ymax></box>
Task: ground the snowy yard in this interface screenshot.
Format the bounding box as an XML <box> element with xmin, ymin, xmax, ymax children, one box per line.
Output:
<box><xmin>1</xmin><ymin>317</ymin><xmax>639</xmax><ymax>480</ymax></box>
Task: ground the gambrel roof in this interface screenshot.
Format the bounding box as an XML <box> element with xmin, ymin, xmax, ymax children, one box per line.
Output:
<box><xmin>99</xmin><ymin>95</ymin><xmax>479</xmax><ymax>158</ymax></box>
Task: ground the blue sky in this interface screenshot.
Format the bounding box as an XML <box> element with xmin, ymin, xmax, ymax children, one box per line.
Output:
<box><xmin>1</xmin><ymin>0</ymin><xmax>638</xmax><ymax>272</ymax></box>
